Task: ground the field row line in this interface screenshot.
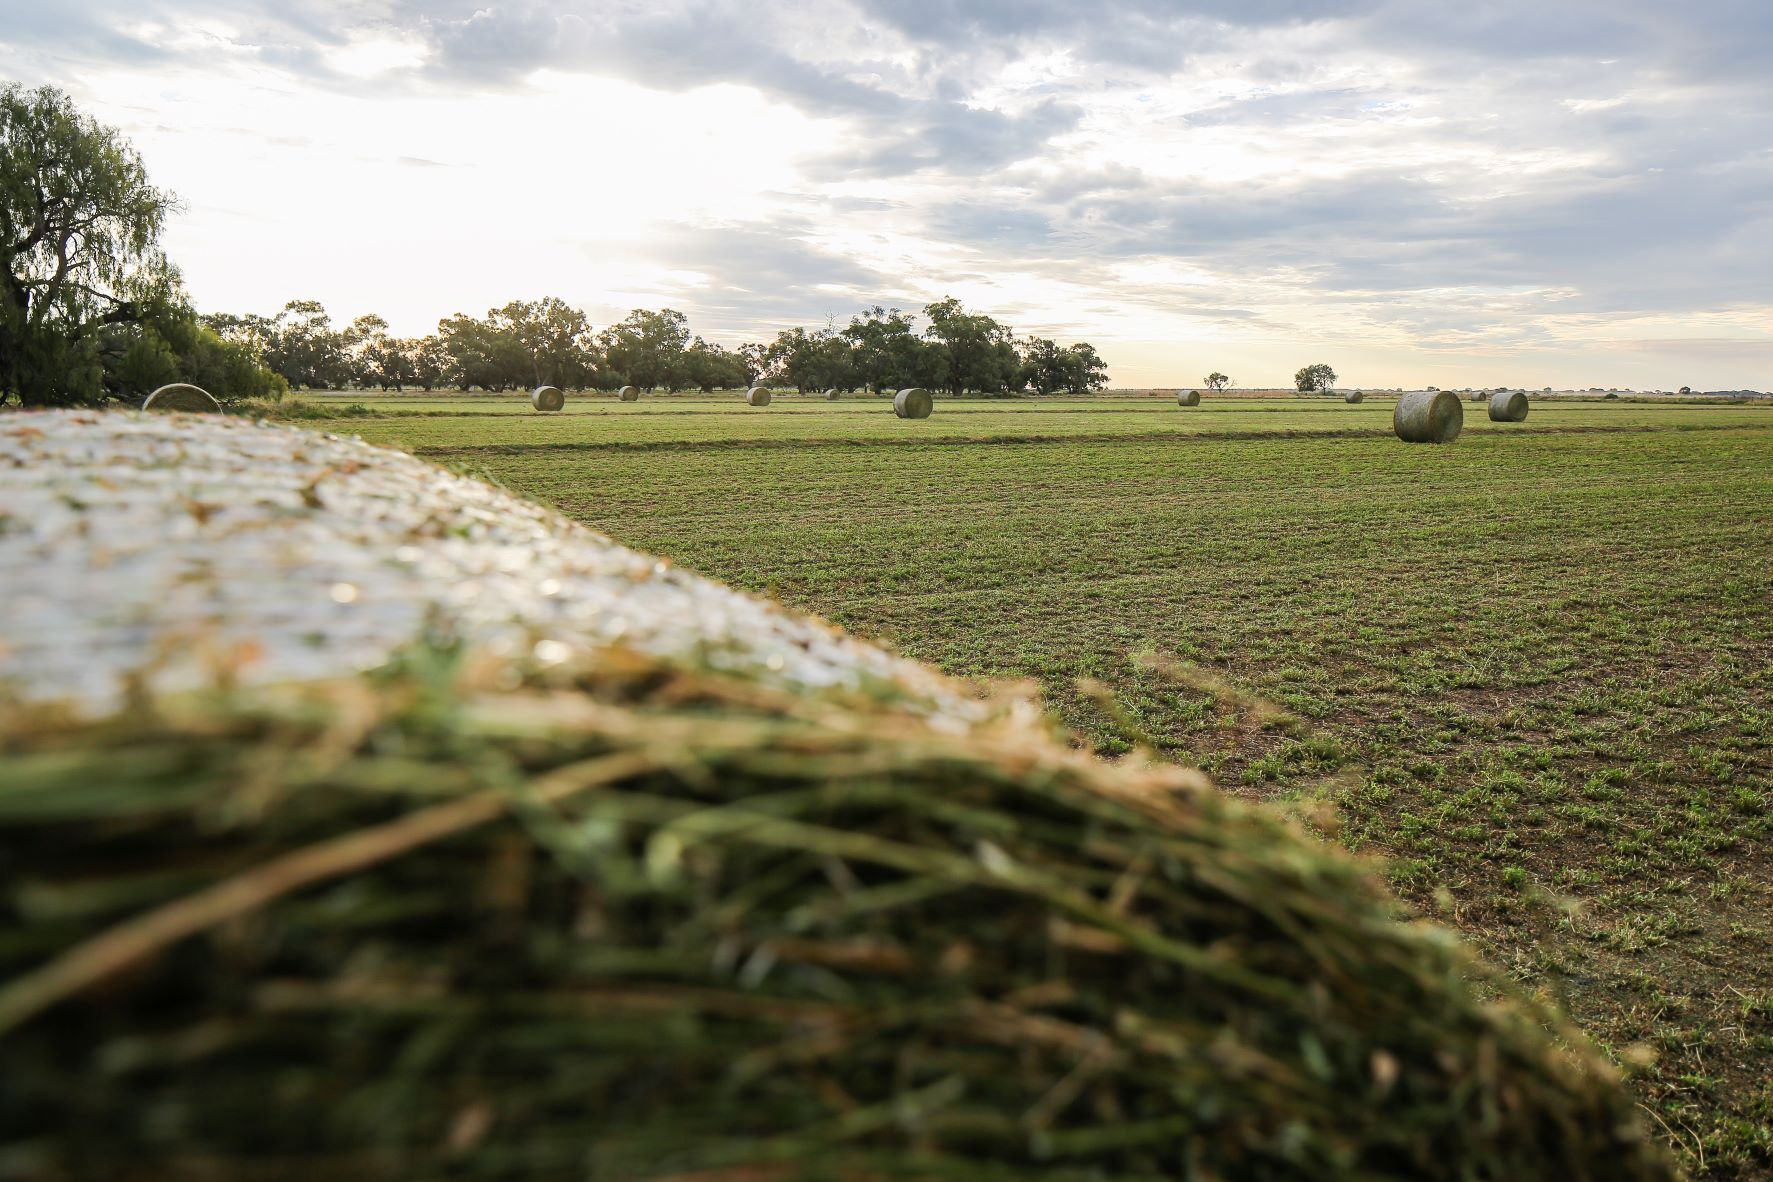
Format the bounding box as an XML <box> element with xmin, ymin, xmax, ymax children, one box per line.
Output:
<box><xmin>410</xmin><ymin>423</ymin><xmax>1757</xmax><ymax>458</ymax></box>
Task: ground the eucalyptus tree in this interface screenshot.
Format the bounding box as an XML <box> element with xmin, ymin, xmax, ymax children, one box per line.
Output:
<box><xmin>599</xmin><ymin>308</ymin><xmax>691</xmax><ymax>391</ymax></box>
<box><xmin>1295</xmin><ymin>363</ymin><xmax>1337</xmax><ymax>394</ymax></box>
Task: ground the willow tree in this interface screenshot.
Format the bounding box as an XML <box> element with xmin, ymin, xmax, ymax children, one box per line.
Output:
<box><xmin>0</xmin><ymin>84</ymin><xmax>179</xmax><ymax>406</ymax></box>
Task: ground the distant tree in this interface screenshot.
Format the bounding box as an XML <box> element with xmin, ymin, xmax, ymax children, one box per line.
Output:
<box><xmin>1020</xmin><ymin>337</ymin><xmax>1066</xmax><ymax>394</ymax></box>
<box><xmin>1295</xmin><ymin>363</ymin><xmax>1337</xmax><ymax>394</ymax></box>
<box><xmin>683</xmin><ymin>337</ymin><xmax>748</xmax><ymax>392</ymax></box>
<box><xmin>1205</xmin><ymin>372</ymin><xmax>1230</xmax><ymax>391</ymax></box>
<box><xmin>1</xmin><ymin>84</ymin><xmax>182</xmax><ymax>406</ymax></box>
<box><xmin>437</xmin><ymin>312</ymin><xmax>503</xmax><ymax>390</ymax></box>
<box><xmin>1679</xmin><ymin>386</ymin><xmax>1692</xmax><ymax>395</ymax></box>
<box><xmin>600</xmin><ymin>308</ymin><xmax>690</xmax><ymax>391</ymax></box>
<box><xmin>843</xmin><ymin>306</ymin><xmax>937</xmax><ymax>393</ymax></box>
<box><xmin>489</xmin><ymin>299</ymin><xmax>599</xmax><ymax>389</ymax></box>
<box><xmin>763</xmin><ymin>326</ymin><xmax>857</xmax><ymax>393</ymax></box>
<box><xmin>202</xmin><ymin>311</ymin><xmax>276</xmax><ymax>356</ymax></box>
<box><xmin>1021</xmin><ymin>337</ymin><xmax>1108</xmax><ymax>394</ymax></box>
<box><xmin>343</xmin><ymin>314</ymin><xmax>392</xmax><ymax>388</ymax></box>
<box><xmin>924</xmin><ymin>296</ymin><xmax>1020</xmax><ymax>396</ymax></box>
<box><xmin>265</xmin><ymin>300</ymin><xmax>350</xmax><ymax>389</ymax></box>
<box><xmin>736</xmin><ymin>342</ymin><xmax>770</xmax><ymax>385</ymax></box>
<box><xmin>411</xmin><ymin>336</ymin><xmax>452</xmax><ymax>390</ymax></box>
<box><xmin>1064</xmin><ymin>342</ymin><xmax>1109</xmax><ymax>393</ymax></box>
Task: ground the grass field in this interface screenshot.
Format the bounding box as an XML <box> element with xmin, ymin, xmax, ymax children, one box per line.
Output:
<box><xmin>305</xmin><ymin>392</ymin><xmax>1773</xmax><ymax>1178</ymax></box>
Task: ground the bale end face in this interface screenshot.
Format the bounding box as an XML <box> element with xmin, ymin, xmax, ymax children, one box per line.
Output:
<box><xmin>1394</xmin><ymin>389</ymin><xmax>1464</xmax><ymax>443</ymax></box>
<box><xmin>1488</xmin><ymin>391</ymin><xmax>1530</xmax><ymax>422</ymax></box>
<box><xmin>531</xmin><ymin>386</ymin><xmax>565</xmax><ymax>413</ymax></box>
<box><xmin>745</xmin><ymin>386</ymin><xmax>772</xmax><ymax>407</ymax></box>
<box><xmin>142</xmin><ymin>384</ymin><xmax>221</xmax><ymax>414</ymax></box>
<box><xmin>893</xmin><ymin>388</ymin><xmax>933</xmax><ymax>419</ymax></box>
<box><xmin>1177</xmin><ymin>390</ymin><xmax>1201</xmax><ymax>407</ymax></box>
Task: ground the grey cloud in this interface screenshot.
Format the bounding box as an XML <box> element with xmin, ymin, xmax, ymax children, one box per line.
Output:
<box><xmin>418</xmin><ymin>3</ymin><xmax>1081</xmax><ymax>177</ymax></box>
<box><xmin>6</xmin><ymin>0</ymin><xmax>1769</xmax><ymax>362</ymax></box>
<box><xmin>852</xmin><ymin>0</ymin><xmax>1376</xmax><ymax>55</ymax></box>
<box><xmin>806</xmin><ymin>97</ymin><xmax>1085</xmax><ymax>180</ymax></box>
<box><xmin>624</xmin><ymin>221</ymin><xmax>902</xmax><ymax>336</ymax></box>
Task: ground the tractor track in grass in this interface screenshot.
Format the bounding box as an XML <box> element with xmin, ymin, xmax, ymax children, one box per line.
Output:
<box><xmin>407</xmin><ymin>422</ymin><xmax>1739</xmax><ymax>459</ymax></box>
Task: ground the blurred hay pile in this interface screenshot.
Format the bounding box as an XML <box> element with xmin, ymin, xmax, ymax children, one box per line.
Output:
<box><xmin>0</xmin><ymin>646</ymin><xmax>1672</xmax><ymax>1182</ymax></box>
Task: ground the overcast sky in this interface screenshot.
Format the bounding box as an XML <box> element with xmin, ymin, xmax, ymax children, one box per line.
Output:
<box><xmin>3</xmin><ymin>1</ymin><xmax>1769</xmax><ymax>388</ymax></box>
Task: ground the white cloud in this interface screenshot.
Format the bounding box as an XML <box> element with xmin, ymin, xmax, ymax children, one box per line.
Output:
<box><xmin>2</xmin><ymin>0</ymin><xmax>1769</xmax><ymax>388</ymax></box>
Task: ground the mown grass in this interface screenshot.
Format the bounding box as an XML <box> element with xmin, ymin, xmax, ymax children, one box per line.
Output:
<box><xmin>312</xmin><ymin>395</ymin><xmax>1773</xmax><ymax>1178</ymax></box>
<box><xmin>281</xmin><ymin>391</ymin><xmax>1773</xmax><ymax>450</ymax></box>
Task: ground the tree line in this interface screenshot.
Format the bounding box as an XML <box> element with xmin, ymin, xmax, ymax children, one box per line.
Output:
<box><xmin>197</xmin><ymin>296</ymin><xmax>1109</xmax><ymax>398</ymax></box>
<box><xmin>1</xmin><ymin>82</ymin><xmax>1108</xmax><ymax>408</ymax></box>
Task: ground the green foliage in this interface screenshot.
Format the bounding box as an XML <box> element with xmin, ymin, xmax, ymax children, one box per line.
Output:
<box><xmin>1206</xmin><ymin>371</ymin><xmax>1231</xmax><ymax>391</ymax></box>
<box><xmin>108</xmin><ymin>326</ymin><xmax>180</xmax><ymax>395</ymax></box>
<box><xmin>685</xmin><ymin>337</ymin><xmax>749</xmax><ymax>392</ymax></box>
<box><xmin>189</xmin><ymin>296</ymin><xmax>1110</xmax><ymax>400</ymax></box>
<box><xmin>1021</xmin><ymin>336</ymin><xmax>1109</xmax><ymax>394</ymax></box>
<box><xmin>262</xmin><ymin>300</ymin><xmax>351</xmax><ymax>389</ymax></box>
<box><xmin>0</xmin><ymin>83</ymin><xmax>178</xmax><ymax>406</ymax></box>
<box><xmin>430</xmin><ymin>299</ymin><xmax>603</xmax><ymax>392</ymax></box>
<box><xmin>842</xmin><ymin>306</ymin><xmax>941</xmax><ymax>393</ymax></box>
<box><xmin>599</xmin><ymin>307</ymin><xmax>691</xmax><ymax>391</ymax></box>
<box><xmin>762</xmin><ymin>325</ymin><xmax>858</xmax><ymax>393</ymax></box>
<box><xmin>1295</xmin><ymin>363</ymin><xmax>1338</xmax><ymax>394</ymax></box>
<box><xmin>924</xmin><ymin>296</ymin><xmax>1022</xmax><ymax>395</ymax></box>
<box><xmin>181</xmin><ymin>324</ymin><xmax>287</xmax><ymax>400</ymax></box>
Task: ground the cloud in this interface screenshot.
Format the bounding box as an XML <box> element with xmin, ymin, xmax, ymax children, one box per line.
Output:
<box><xmin>4</xmin><ymin>0</ymin><xmax>1770</xmax><ymax>384</ymax></box>
<box><xmin>624</xmin><ymin>222</ymin><xmax>898</xmax><ymax>333</ymax></box>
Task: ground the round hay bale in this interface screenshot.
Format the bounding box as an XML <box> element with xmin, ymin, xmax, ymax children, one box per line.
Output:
<box><xmin>0</xmin><ymin>411</ymin><xmax>955</xmax><ymax>717</ymax></box>
<box><xmin>893</xmin><ymin>387</ymin><xmax>933</xmax><ymax>419</ymax></box>
<box><xmin>0</xmin><ymin>411</ymin><xmax>1677</xmax><ymax>1182</ymax></box>
<box><xmin>1177</xmin><ymin>389</ymin><xmax>1201</xmax><ymax>407</ymax></box>
<box><xmin>1345</xmin><ymin>390</ymin><xmax>1365</xmax><ymax>404</ymax></box>
<box><xmin>1394</xmin><ymin>389</ymin><xmax>1464</xmax><ymax>443</ymax></box>
<box><xmin>530</xmin><ymin>385</ymin><xmax>565</xmax><ymax>413</ymax></box>
<box><xmin>745</xmin><ymin>386</ymin><xmax>772</xmax><ymax>407</ymax></box>
<box><xmin>825</xmin><ymin>388</ymin><xmax>839</xmax><ymax>401</ymax></box>
<box><xmin>142</xmin><ymin>383</ymin><xmax>220</xmax><ymax>413</ymax></box>
<box><xmin>618</xmin><ymin>385</ymin><xmax>640</xmax><ymax>402</ymax></box>
<box><xmin>1489</xmin><ymin>390</ymin><xmax>1530</xmax><ymax>422</ymax></box>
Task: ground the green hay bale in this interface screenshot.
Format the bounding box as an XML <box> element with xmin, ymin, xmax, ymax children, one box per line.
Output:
<box><xmin>618</xmin><ymin>385</ymin><xmax>640</xmax><ymax>402</ymax></box>
<box><xmin>894</xmin><ymin>388</ymin><xmax>933</xmax><ymax>419</ymax></box>
<box><xmin>531</xmin><ymin>386</ymin><xmax>565</xmax><ymax>413</ymax></box>
<box><xmin>142</xmin><ymin>383</ymin><xmax>220</xmax><ymax>413</ymax></box>
<box><xmin>1393</xmin><ymin>390</ymin><xmax>1463</xmax><ymax>443</ymax></box>
<box><xmin>1344</xmin><ymin>390</ymin><xmax>1365</xmax><ymax>404</ymax></box>
<box><xmin>0</xmin><ymin>662</ymin><xmax>1675</xmax><ymax>1182</ymax></box>
<box><xmin>1489</xmin><ymin>390</ymin><xmax>1530</xmax><ymax>422</ymax></box>
<box><xmin>0</xmin><ymin>414</ymin><xmax>1673</xmax><ymax>1182</ymax></box>
<box><xmin>1177</xmin><ymin>390</ymin><xmax>1201</xmax><ymax>407</ymax></box>
<box><xmin>746</xmin><ymin>386</ymin><xmax>772</xmax><ymax>407</ymax></box>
